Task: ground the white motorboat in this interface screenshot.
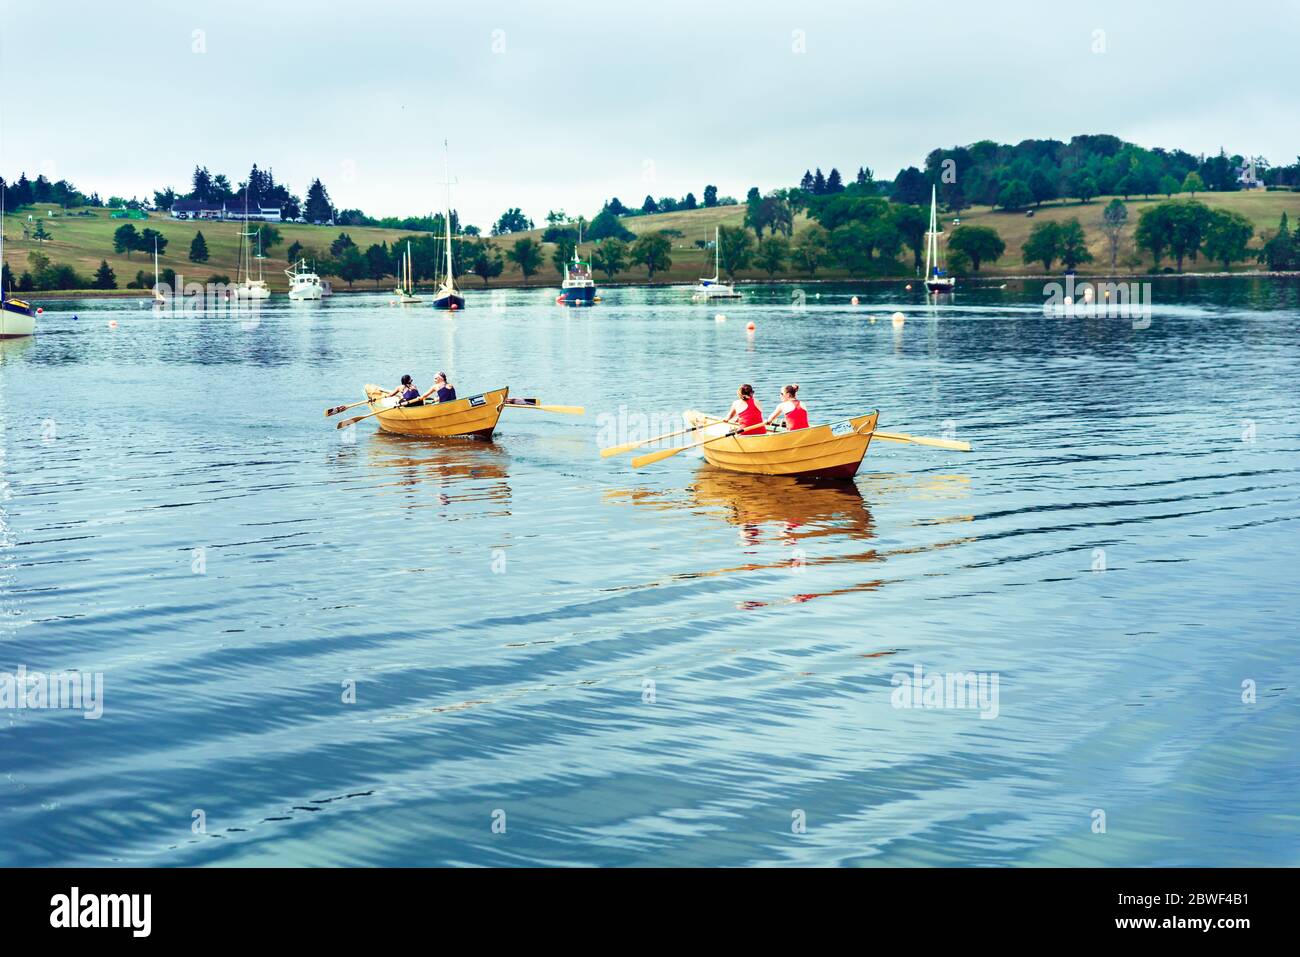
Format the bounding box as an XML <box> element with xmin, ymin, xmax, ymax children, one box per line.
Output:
<box><xmin>285</xmin><ymin>259</ymin><xmax>323</xmax><ymax>300</ymax></box>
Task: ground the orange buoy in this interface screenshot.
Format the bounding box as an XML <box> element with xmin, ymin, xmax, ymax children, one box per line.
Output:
<box><xmin>745</xmin><ymin>321</ymin><xmax>756</xmax><ymax>332</ymax></box>
<box><xmin>108</xmin><ymin>320</ymin><xmax>118</xmax><ymax>328</ymax></box>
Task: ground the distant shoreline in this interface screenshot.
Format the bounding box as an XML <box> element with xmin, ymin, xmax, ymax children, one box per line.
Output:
<box><xmin>23</xmin><ymin>269</ymin><xmax>1300</xmax><ymax>301</ymax></box>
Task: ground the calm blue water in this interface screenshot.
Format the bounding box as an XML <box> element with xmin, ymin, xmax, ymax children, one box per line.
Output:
<box><xmin>2</xmin><ymin>278</ymin><xmax>1298</xmax><ymax>866</ymax></box>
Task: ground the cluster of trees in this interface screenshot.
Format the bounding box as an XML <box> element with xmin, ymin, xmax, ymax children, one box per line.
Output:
<box><xmin>1</xmin><ymin>173</ymin><xmax>99</xmax><ymax>210</ymax></box>
<box><xmin>110</xmin><ymin>224</ymin><xmax>170</xmax><ymax>259</ymax></box>
<box><xmin>1134</xmin><ymin>200</ymin><xmax>1257</xmax><ymax>271</ymax></box>
<box><xmin>797</xmin><ymin>166</ymin><xmax>874</xmax><ymax>196</ymax></box>
<box><xmin>600</xmin><ymin>186</ymin><xmax>739</xmax><ymax>219</ymax></box>
<box><xmin>6</xmin><ymin>251</ymin><xmax>93</xmax><ymax>291</ymax></box>
<box><xmin>893</xmin><ymin>135</ymin><xmax>1273</xmax><ymax>214</ymax></box>
<box><xmin>1256</xmin><ymin>212</ymin><xmax>1298</xmax><ymax>271</ymax></box>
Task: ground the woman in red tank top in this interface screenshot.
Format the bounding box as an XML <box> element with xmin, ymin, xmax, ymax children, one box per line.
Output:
<box><xmin>723</xmin><ymin>383</ymin><xmax>766</xmax><ymax>435</ymax></box>
<box><xmin>764</xmin><ymin>384</ymin><xmax>809</xmax><ymax>431</ymax></box>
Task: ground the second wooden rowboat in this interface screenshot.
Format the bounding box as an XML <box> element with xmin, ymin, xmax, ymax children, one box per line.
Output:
<box><xmin>682</xmin><ymin>409</ymin><xmax>879</xmax><ymax>479</ymax></box>
<box><xmin>363</xmin><ymin>384</ymin><xmax>509</xmax><ymax>439</ymax></box>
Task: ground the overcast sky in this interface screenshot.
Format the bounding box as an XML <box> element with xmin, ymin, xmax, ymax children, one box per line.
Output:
<box><xmin>2</xmin><ymin>0</ymin><xmax>1296</xmax><ymax>229</ymax></box>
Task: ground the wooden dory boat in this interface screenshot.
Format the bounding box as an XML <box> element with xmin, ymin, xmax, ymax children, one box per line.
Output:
<box><xmin>363</xmin><ymin>384</ymin><xmax>508</xmax><ymax>439</ymax></box>
<box><xmin>682</xmin><ymin>410</ymin><xmax>879</xmax><ymax>479</ymax></box>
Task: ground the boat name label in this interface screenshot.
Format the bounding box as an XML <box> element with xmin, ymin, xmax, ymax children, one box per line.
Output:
<box><xmin>469</xmin><ymin>395</ymin><xmax>486</xmax><ymax>407</ymax></box>
<box><xmin>830</xmin><ymin>420</ymin><xmax>856</xmax><ymax>436</ymax></box>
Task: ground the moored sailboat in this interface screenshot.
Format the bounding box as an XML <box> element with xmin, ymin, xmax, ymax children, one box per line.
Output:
<box><xmin>691</xmin><ymin>226</ymin><xmax>742</xmax><ymax>300</ymax></box>
<box><xmin>924</xmin><ymin>185</ymin><xmax>955</xmax><ymax>294</ymax></box>
<box><xmin>431</xmin><ymin>142</ymin><xmax>465</xmax><ymax>311</ymax></box>
<box><xmin>1</xmin><ymin>194</ymin><xmax>38</xmax><ymax>338</ymax></box>
<box><xmin>394</xmin><ymin>241</ymin><xmax>422</xmax><ymax>303</ymax></box>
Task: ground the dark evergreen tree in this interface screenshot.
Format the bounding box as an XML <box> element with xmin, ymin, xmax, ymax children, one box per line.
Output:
<box><xmin>826</xmin><ymin>168</ymin><xmax>844</xmax><ymax>193</ymax></box>
<box><xmin>812</xmin><ymin>168</ymin><xmax>827</xmax><ymax>195</ymax></box>
<box><xmin>189</xmin><ymin>230</ymin><xmax>210</xmax><ymax>263</ymax></box>
<box><xmin>92</xmin><ymin>260</ymin><xmax>117</xmax><ymax>290</ymax></box>
<box><xmin>703</xmin><ymin>185</ymin><xmax>718</xmax><ymax>207</ymax></box>
<box><xmin>304</xmin><ymin>178</ymin><xmax>334</xmax><ymax>223</ymax></box>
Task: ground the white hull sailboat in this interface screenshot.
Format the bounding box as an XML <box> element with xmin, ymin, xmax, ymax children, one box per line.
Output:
<box><xmin>152</xmin><ymin>237</ymin><xmax>166</xmax><ymax>305</ymax></box>
<box><xmin>924</xmin><ymin>185</ymin><xmax>955</xmax><ymax>294</ymax></box>
<box><xmin>1</xmin><ymin>193</ymin><xmax>37</xmax><ymax>338</ymax></box>
<box><xmin>236</xmin><ymin>225</ymin><xmax>271</xmax><ymax>299</ymax></box>
<box><xmin>691</xmin><ymin>226</ymin><xmax>742</xmax><ymax>300</ymax></box>
<box><xmin>286</xmin><ymin>259</ymin><xmax>324</xmax><ymax>300</ymax></box>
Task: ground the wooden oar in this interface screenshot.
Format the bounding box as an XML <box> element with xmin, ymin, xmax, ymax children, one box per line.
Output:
<box><xmin>873</xmin><ymin>431</ymin><xmax>971</xmax><ymax>452</ymax></box>
<box><xmin>324</xmin><ymin>398</ymin><xmax>372</xmax><ymax>418</ymax></box>
<box><xmin>502</xmin><ymin>398</ymin><xmax>585</xmax><ymax>415</ymax></box>
<box><xmin>632</xmin><ymin>425</ymin><xmax>745</xmax><ymax>469</ymax></box>
<box><xmin>601</xmin><ymin>422</ymin><xmax>709</xmax><ymax>458</ymax></box>
<box><xmin>336</xmin><ymin>402</ymin><xmax>409</xmax><ymax>429</ymax></box>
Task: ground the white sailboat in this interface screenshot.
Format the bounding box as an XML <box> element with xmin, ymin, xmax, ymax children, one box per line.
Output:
<box><xmin>1</xmin><ymin>192</ymin><xmax>38</xmax><ymax>338</ymax></box>
<box><xmin>235</xmin><ymin>225</ymin><xmax>271</xmax><ymax>299</ymax></box>
<box><xmin>394</xmin><ymin>241</ymin><xmax>421</xmax><ymax>303</ymax></box>
<box><xmin>924</xmin><ymin>185</ymin><xmax>955</xmax><ymax>293</ymax></box>
<box><xmin>691</xmin><ymin>226</ymin><xmax>742</xmax><ymax>300</ymax></box>
<box><xmin>285</xmin><ymin>259</ymin><xmax>323</xmax><ymax>300</ymax></box>
<box><xmin>431</xmin><ymin>141</ymin><xmax>465</xmax><ymax>311</ymax></box>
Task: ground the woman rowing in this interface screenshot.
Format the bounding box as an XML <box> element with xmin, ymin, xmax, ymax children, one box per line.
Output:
<box><xmin>419</xmin><ymin>371</ymin><xmax>457</xmax><ymax>404</ymax></box>
<box><xmin>379</xmin><ymin>374</ymin><xmax>422</xmax><ymax>408</ymax></box>
<box><xmin>762</xmin><ymin>384</ymin><xmax>809</xmax><ymax>431</ymax></box>
<box><xmin>722</xmin><ymin>383</ymin><xmax>766</xmax><ymax>435</ymax></box>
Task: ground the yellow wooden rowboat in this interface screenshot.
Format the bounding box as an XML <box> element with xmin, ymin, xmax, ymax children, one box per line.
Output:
<box><xmin>363</xmin><ymin>384</ymin><xmax>508</xmax><ymax>439</ymax></box>
<box><xmin>682</xmin><ymin>409</ymin><xmax>879</xmax><ymax>479</ymax></box>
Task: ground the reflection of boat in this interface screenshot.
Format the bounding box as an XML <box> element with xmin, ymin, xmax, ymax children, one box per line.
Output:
<box><xmin>1</xmin><ymin>194</ymin><xmax>37</xmax><ymax>338</ymax></box>
<box><xmin>690</xmin><ymin>226</ymin><xmax>742</xmax><ymax>300</ymax></box>
<box><xmin>431</xmin><ymin>141</ymin><xmax>465</xmax><ymax>311</ymax></box>
<box><xmin>682</xmin><ymin>410</ymin><xmax>879</xmax><ymax>479</ymax></box>
<box><xmin>689</xmin><ymin>468</ymin><xmax>874</xmax><ymax>542</ymax></box>
<box><xmin>286</xmin><ymin>259</ymin><xmax>323</xmax><ymax>300</ymax></box>
<box><xmin>924</xmin><ymin>185</ymin><xmax>955</xmax><ymax>294</ymax></box>
<box><xmin>362</xmin><ymin>385</ymin><xmax>507</xmax><ymax>439</ymax></box>
<box><xmin>557</xmin><ymin>248</ymin><xmax>596</xmax><ymax>305</ymax></box>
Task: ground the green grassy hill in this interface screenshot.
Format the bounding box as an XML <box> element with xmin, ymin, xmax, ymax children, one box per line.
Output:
<box><xmin>6</xmin><ymin>189</ymin><xmax>1299</xmax><ymax>298</ymax></box>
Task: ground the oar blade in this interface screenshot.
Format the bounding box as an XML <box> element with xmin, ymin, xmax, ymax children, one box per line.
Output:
<box><xmin>631</xmin><ymin>445</ymin><xmax>686</xmax><ymax>469</ymax></box>
<box><xmin>336</xmin><ymin>415</ymin><xmax>365</xmax><ymax>430</ymax></box>
<box><xmin>601</xmin><ymin>440</ymin><xmax>643</xmax><ymax>458</ymax></box>
<box><xmin>873</xmin><ymin>430</ymin><xmax>971</xmax><ymax>452</ymax></box>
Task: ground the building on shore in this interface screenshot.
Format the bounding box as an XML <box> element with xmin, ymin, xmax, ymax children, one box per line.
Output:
<box><xmin>170</xmin><ymin>200</ymin><xmax>283</xmax><ymax>222</ymax></box>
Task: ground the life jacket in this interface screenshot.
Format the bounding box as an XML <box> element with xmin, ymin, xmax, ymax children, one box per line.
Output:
<box><xmin>737</xmin><ymin>396</ymin><xmax>765</xmax><ymax>435</ymax></box>
<box><xmin>784</xmin><ymin>399</ymin><xmax>809</xmax><ymax>430</ymax></box>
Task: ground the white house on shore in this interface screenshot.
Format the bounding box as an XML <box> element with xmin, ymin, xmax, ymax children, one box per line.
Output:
<box><xmin>170</xmin><ymin>200</ymin><xmax>283</xmax><ymax>222</ymax></box>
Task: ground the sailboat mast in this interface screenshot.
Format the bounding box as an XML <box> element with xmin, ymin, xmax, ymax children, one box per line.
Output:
<box><xmin>714</xmin><ymin>225</ymin><xmax>720</xmax><ymax>281</ymax></box>
<box><xmin>925</xmin><ymin>185</ymin><xmax>935</xmax><ymax>280</ymax></box>
<box><xmin>443</xmin><ymin>141</ymin><xmax>454</xmax><ymax>287</ymax></box>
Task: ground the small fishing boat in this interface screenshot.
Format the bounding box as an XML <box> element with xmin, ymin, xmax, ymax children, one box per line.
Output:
<box><xmin>681</xmin><ymin>410</ymin><xmax>879</xmax><ymax>479</ymax></box>
<box><xmin>1</xmin><ymin>196</ymin><xmax>38</xmax><ymax>338</ymax></box>
<box><xmin>691</xmin><ymin>226</ymin><xmax>742</xmax><ymax>300</ymax></box>
<box><xmin>431</xmin><ymin>142</ymin><xmax>466</xmax><ymax>311</ymax></box>
<box><xmin>286</xmin><ymin>259</ymin><xmax>324</xmax><ymax>300</ymax></box>
<box><xmin>361</xmin><ymin>385</ymin><xmax>509</xmax><ymax>439</ymax></box>
<box><xmin>557</xmin><ymin>248</ymin><xmax>596</xmax><ymax>306</ymax></box>
<box><xmin>394</xmin><ymin>241</ymin><xmax>421</xmax><ymax>303</ymax></box>
<box><xmin>924</xmin><ymin>185</ymin><xmax>955</xmax><ymax>294</ymax></box>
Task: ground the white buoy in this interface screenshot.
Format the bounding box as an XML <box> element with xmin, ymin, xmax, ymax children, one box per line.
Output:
<box><xmin>1063</xmin><ymin>296</ymin><xmax>1073</xmax><ymax>306</ymax></box>
<box><xmin>905</xmin><ymin>284</ymin><xmax>913</xmax><ymax>291</ymax></box>
<box><xmin>851</xmin><ymin>295</ymin><xmax>859</xmax><ymax>306</ymax></box>
<box><xmin>715</xmin><ymin>313</ymin><xmax>726</xmax><ymax>322</ymax></box>
<box><xmin>891</xmin><ymin>311</ymin><xmax>905</xmax><ymax>327</ymax></box>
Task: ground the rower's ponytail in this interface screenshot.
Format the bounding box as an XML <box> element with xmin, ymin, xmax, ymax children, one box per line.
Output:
<box><xmin>785</xmin><ymin>383</ymin><xmax>799</xmax><ymax>397</ymax></box>
<box><xmin>739</xmin><ymin>383</ymin><xmax>754</xmax><ymax>399</ymax></box>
